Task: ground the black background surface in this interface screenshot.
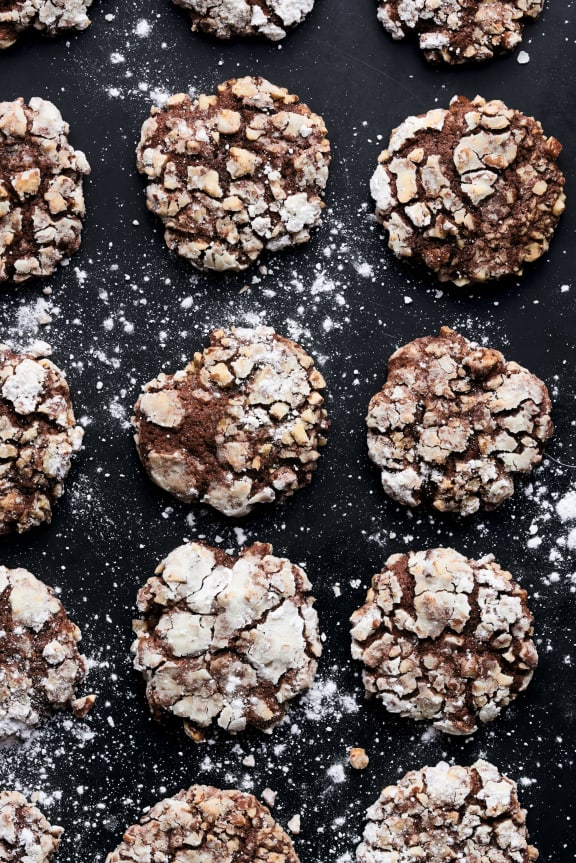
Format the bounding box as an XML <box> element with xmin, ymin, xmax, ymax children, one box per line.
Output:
<box><xmin>1</xmin><ymin>0</ymin><xmax>575</xmax><ymax>860</ymax></box>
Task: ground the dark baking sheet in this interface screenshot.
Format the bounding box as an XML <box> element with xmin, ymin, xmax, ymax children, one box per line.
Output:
<box><xmin>1</xmin><ymin>0</ymin><xmax>575</xmax><ymax>860</ymax></box>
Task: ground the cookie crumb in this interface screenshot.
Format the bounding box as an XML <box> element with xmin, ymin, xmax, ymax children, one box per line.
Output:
<box><xmin>349</xmin><ymin>747</ymin><xmax>369</xmax><ymax>770</ymax></box>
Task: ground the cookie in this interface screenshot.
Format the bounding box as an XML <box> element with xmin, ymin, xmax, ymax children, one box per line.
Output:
<box><xmin>356</xmin><ymin>760</ymin><xmax>539</xmax><ymax>863</ymax></box>
<box><xmin>0</xmin><ymin>566</ymin><xmax>95</xmax><ymax>741</ymax></box>
<box><xmin>0</xmin><ymin>97</ymin><xmax>90</xmax><ymax>284</ymax></box>
<box><xmin>132</xmin><ymin>325</ymin><xmax>329</xmax><ymax>517</ymax></box>
<box><xmin>132</xmin><ymin>540</ymin><xmax>321</xmax><ymax>736</ymax></box>
<box><xmin>366</xmin><ymin>327</ymin><xmax>553</xmax><ymax>516</ymax></box>
<box><xmin>377</xmin><ymin>0</ymin><xmax>544</xmax><ymax>64</ymax></box>
<box><xmin>0</xmin><ymin>343</ymin><xmax>84</xmax><ymax>534</ymax></box>
<box><xmin>136</xmin><ymin>77</ymin><xmax>330</xmax><ymax>272</ymax></box>
<box><xmin>0</xmin><ymin>0</ymin><xmax>91</xmax><ymax>49</ymax></box>
<box><xmin>370</xmin><ymin>95</ymin><xmax>565</xmax><ymax>285</ymax></box>
<box><xmin>350</xmin><ymin>547</ymin><xmax>537</xmax><ymax>735</ymax></box>
<box><xmin>0</xmin><ymin>790</ymin><xmax>63</xmax><ymax>862</ymax></box>
<box><xmin>106</xmin><ymin>785</ymin><xmax>299</xmax><ymax>863</ymax></box>
<box><xmin>173</xmin><ymin>0</ymin><xmax>314</xmax><ymax>40</ymax></box>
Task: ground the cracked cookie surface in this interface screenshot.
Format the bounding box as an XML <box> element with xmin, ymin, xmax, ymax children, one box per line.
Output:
<box><xmin>0</xmin><ymin>97</ymin><xmax>90</xmax><ymax>284</ymax></box>
<box><xmin>0</xmin><ymin>790</ymin><xmax>63</xmax><ymax>862</ymax></box>
<box><xmin>370</xmin><ymin>95</ymin><xmax>565</xmax><ymax>285</ymax></box>
<box><xmin>0</xmin><ymin>566</ymin><xmax>94</xmax><ymax>741</ymax></box>
<box><xmin>173</xmin><ymin>0</ymin><xmax>315</xmax><ymax>41</ymax></box>
<box><xmin>377</xmin><ymin>0</ymin><xmax>544</xmax><ymax>64</ymax></box>
<box><xmin>132</xmin><ymin>541</ymin><xmax>321</xmax><ymax>735</ymax></box>
<box><xmin>350</xmin><ymin>548</ymin><xmax>537</xmax><ymax>735</ymax></box>
<box><xmin>0</xmin><ymin>343</ymin><xmax>84</xmax><ymax>534</ymax></box>
<box><xmin>0</xmin><ymin>0</ymin><xmax>91</xmax><ymax>49</ymax></box>
<box><xmin>356</xmin><ymin>760</ymin><xmax>539</xmax><ymax>863</ymax></box>
<box><xmin>133</xmin><ymin>325</ymin><xmax>329</xmax><ymax>517</ymax></box>
<box><xmin>136</xmin><ymin>76</ymin><xmax>330</xmax><ymax>272</ymax></box>
<box><xmin>366</xmin><ymin>327</ymin><xmax>553</xmax><ymax>516</ymax></box>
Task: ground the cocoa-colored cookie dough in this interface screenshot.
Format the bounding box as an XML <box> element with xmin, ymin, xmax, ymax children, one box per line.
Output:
<box><xmin>0</xmin><ymin>0</ymin><xmax>91</xmax><ymax>49</ymax></box>
<box><xmin>173</xmin><ymin>0</ymin><xmax>315</xmax><ymax>40</ymax></box>
<box><xmin>136</xmin><ymin>77</ymin><xmax>330</xmax><ymax>272</ymax></box>
<box><xmin>0</xmin><ymin>97</ymin><xmax>90</xmax><ymax>284</ymax></box>
<box><xmin>133</xmin><ymin>326</ymin><xmax>329</xmax><ymax>517</ymax></box>
<box><xmin>0</xmin><ymin>566</ymin><xmax>95</xmax><ymax>741</ymax></box>
<box><xmin>106</xmin><ymin>786</ymin><xmax>299</xmax><ymax>863</ymax></box>
<box><xmin>0</xmin><ymin>343</ymin><xmax>84</xmax><ymax>534</ymax></box>
<box><xmin>370</xmin><ymin>95</ymin><xmax>565</xmax><ymax>285</ymax></box>
<box><xmin>132</xmin><ymin>541</ymin><xmax>321</xmax><ymax>736</ymax></box>
<box><xmin>366</xmin><ymin>327</ymin><xmax>553</xmax><ymax>516</ymax></box>
<box><xmin>357</xmin><ymin>760</ymin><xmax>539</xmax><ymax>863</ymax></box>
<box><xmin>377</xmin><ymin>0</ymin><xmax>544</xmax><ymax>64</ymax></box>
<box><xmin>0</xmin><ymin>790</ymin><xmax>63</xmax><ymax>862</ymax></box>
<box><xmin>350</xmin><ymin>548</ymin><xmax>537</xmax><ymax>735</ymax></box>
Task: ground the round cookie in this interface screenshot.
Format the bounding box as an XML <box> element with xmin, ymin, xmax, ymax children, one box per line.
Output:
<box><xmin>0</xmin><ymin>97</ymin><xmax>90</xmax><ymax>284</ymax></box>
<box><xmin>376</xmin><ymin>0</ymin><xmax>544</xmax><ymax>65</ymax></box>
<box><xmin>370</xmin><ymin>95</ymin><xmax>565</xmax><ymax>285</ymax></box>
<box><xmin>0</xmin><ymin>343</ymin><xmax>84</xmax><ymax>534</ymax></box>
<box><xmin>0</xmin><ymin>0</ymin><xmax>91</xmax><ymax>49</ymax></box>
<box><xmin>366</xmin><ymin>327</ymin><xmax>553</xmax><ymax>516</ymax></box>
<box><xmin>350</xmin><ymin>547</ymin><xmax>537</xmax><ymax>735</ymax></box>
<box><xmin>132</xmin><ymin>540</ymin><xmax>321</xmax><ymax>736</ymax></box>
<box><xmin>132</xmin><ymin>325</ymin><xmax>329</xmax><ymax>517</ymax></box>
<box><xmin>106</xmin><ymin>785</ymin><xmax>299</xmax><ymax>863</ymax></box>
<box><xmin>136</xmin><ymin>76</ymin><xmax>330</xmax><ymax>272</ymax></box>
<box><xmin>0</xmin><ymin>790</ymin><xmax>63</xmax><ymax>862</ymax></box>
<box><xmin>0</xmin><ymin>566</ymin><xmax>95</xmax><ymax>741</ymax></box>
<box><xmin>172</xmin><ymin>0</ymin><xmax>315</xmax><ymax>41</ymax></box>
<box><xmin>356</xmin><ymin>760</ymin><xmax>539</xmax><ymax>863</ymax></box>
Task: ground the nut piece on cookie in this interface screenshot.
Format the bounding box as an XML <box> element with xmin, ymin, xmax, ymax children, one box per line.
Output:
<box><xmin>136</xmin><ymin>77</ymin><xmax>330</xmax><ymax>273</ymax></box>
<box><xmin>132</xmin><ymin>540</ymin><xmax>321</xmax><ymax>735</ymax></box>
<box><xmin>132</xmin><ymin>325</ymin><xmax>329</xmax><ymax>517</ymax></box>
<box><xmin>366</xmin><ymin>327</ymin><xmax>553</xmax><ymax>516</ymax></box>
<box><xmin>0</xmin><ymin>566</ymin><xmax>95</xmax><ymax>741</ymax></box>
<box><xmin>356</xmin><ymin>760</ymin><xmax>539</xmax><ymax>863</ymax></box>
<box><xmin>172</xmin><ymin>0</ymin><xmax>315</xmax><ymax>41</ymax></box>
<box><xmin>0</xmin><ymin>0</ymin><xmax>92</xmax><ymax>49</ymax></box>
<box><xmin>0</xmin><ymin>342</ymin><xmax>84</xmax><ymax>534</ymax></box>
<box><xmin>350</xmin><ymin>548</ymin><xmax>537</xmax><ymax>735</ymax></box>
<box><xmin>370</xmin><ymin>95</ymin><xmax>565</xmax><ymax>286</ymax></box>
<box><xmin>0</xmin><ymin>790</ymin><xmax>63</xmax><ymax>862</ymax></box>
<box><xmin>376</xmin><ymin>0</ymin><xmax>544</xmax><ymax>64</ymax></box>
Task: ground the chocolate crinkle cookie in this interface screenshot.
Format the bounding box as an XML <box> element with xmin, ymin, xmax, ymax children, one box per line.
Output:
<box><xmin>0</xmin><ymin>343</ymin><xmax>84</xmax><ymax>534</ymax></box>
<box><xmin>106</xmin><ymin>785</ymin><xmax>299</xmax><ymax>863</ymax></box>
<box><xmin>132</xmin><ymin>541</ymin><xmax>321</xmax><ymax>736</ymax></box>
<box><xmin>366</xmin><ymin>327</ymin><xmax>553</xmax><ymax>516</ymax></box>
<box><xmin>0</xmin><ymin>566</ymin><xmax>95</xmax><ymax>741</ymax></box>
<box><xmin>173</xmin><ymin>0</ymin><xmax>315</xmax><ymax>41</ymax></box>
<box><xmin>0</xmin><ymin>790</ymin><xmax>63</xmax><ymax>862</ymax></box>
<box><xmin>350</xmin><ymin>548</ymin><xmax>537</xmax><ymax>735</ymax></box>
<box><xmin>133</xmin><ymin>326</ymin><xmax>329</xmax><ymax>517</ymax></box>
<box><xmin>357</xmin><ymin>760</ymin><xmax>539</xmax><ymax>863</ymax></box>
<box><xmin>0</xmin><ymin>97</ymin><xmax>90</xmax><ymax>284</ymax></box>
<box><xmin>370</xmin><ymin>95</ymin><xmax>565</xmax><ymax>285</ymax></box>
<box><xmin>377</xmin><ymin>0</ymin><xmax>544</xmax><ymax>64</ymax></box>
<box><xmin>0</xmin><ymin>0</ymin><xmax>91</xmax><ymax>49</ymax></box>
<box><xmin>136</xmin><ymin>76</ymin><xmax>330</xmax><ymax>272</ymax></box>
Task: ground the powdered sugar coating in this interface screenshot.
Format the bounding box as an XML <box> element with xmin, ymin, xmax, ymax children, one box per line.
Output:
<box><xmin>173</xmin><ymin>0</ymin><xmax>315</xmax><ymax>41</ymax></box>
<box><xmin>377</xmin><ymin>0</ymin><xmax>544</xmax><ymax>64</ymax></box>
<box><xmin>356</xmin><ymin>760</ymin><xmax>539</xmax><ymax>863</ymax></box>
<box><xmin>0</xmin><ymin>0</ymin><xmax>91</xmax><ymax>49</ymax></box>
<box><xmin>136</xmin><ymin>77</ymin><xmax>330</xmax><ymax>272</ymax></box>
<box><xmin>0</xmin><ymin>343</ymin><xmax>84</xmax><ymax>534</ymax></box>
<box><xmin>366</xmin><ymin>327</ymin><xmax>553</xmax><ymax>516</ymax></box>
<box><xmin>0</xmin><ymin>790</ymin><xmax>63</xmax><ymax>862</ymax></box>
<box><xmin>132</xmin><ymin>541</ymin><xmax>321</xmax><ymax>736</ymax></box>
<box><xmin>350</xmin><ymin>548</ymin><xmax>537</xmax><ymax>735</ymax></box>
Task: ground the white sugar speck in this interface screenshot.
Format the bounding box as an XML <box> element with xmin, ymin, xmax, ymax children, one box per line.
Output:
<box><xmin>517</xmin><ymin>50</ymin><xmax>530</xmax><ymax>64</ymax></box>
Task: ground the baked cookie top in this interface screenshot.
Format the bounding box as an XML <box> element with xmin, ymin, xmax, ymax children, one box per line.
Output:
<box><xmin>0</xmin><ymin>343</ymin><xmax>84</xmax><ymax>535</ymax></box>
<box><xmin>366</xmin><ymin>327</ymin><xmax>553</xmax><ymax>516</ymax></box>
<box><xmin>0</xmin><ymin>0</ymin><xmax>92</xmax><ymax>49</ymax></box>
<box><xmin>0</xmin><ymin>790</ymin><xmax>63</xmax><ymax>863</ymax></box>
<box><xmin>133</xmin><ymin>325</ymin><xmax>329</xmax><ymax>517</ymax></box>
<box><xmin>136</xmin><ymin>77</ymin><xmax>330</xmax><ymax>272</ymax></box>
<box><xmin>173</xmin><ymin>0</ymin><xmax>315</xmax><ymax>41</ymax></box>
<box><xmin>370</xmin><ymin>95</ymin><xmax>565</xmax><ymax>285</ymax></box>
<box><xmin>350</xmin><ymin>547</ymin><xmax>537</xmax><ymax>735</ymax></box>
<box><xmin>132</xmin><ymin>540</ymin><xmax>321</xmax><ymax>736</ymax></box>
<box><xmin>377</xmin><ymin>0</ymin><xmax>544</xmax><ymax>64</ymax></box>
